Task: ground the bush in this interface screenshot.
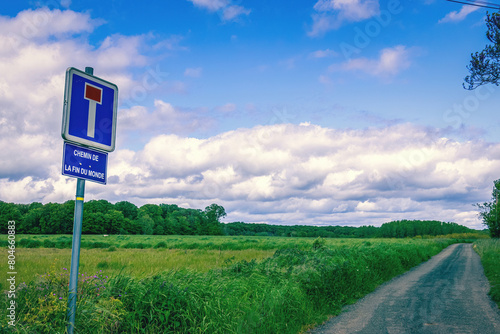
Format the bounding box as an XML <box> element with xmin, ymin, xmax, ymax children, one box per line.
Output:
<box><xmin>43</xmin><ymin>239</ymin><xmax>56</xmax><ymax>248</ymax></box>
<box><xmin>122</xmin><ymin>242</ymin><xmax>151</xmax><ymax>249</ymax></box>
<box><xmin>154</xmin><ymin>241</ymin><xmax>168</xmax><ymax>249</ymax></box>
<box><xmin>97</xmin><ymin>261</ymin><xmax>109</xmax><ymax>269</ymax></box>
<box><xmin>83</xmin><ymin>242</ymin><xmax>112</xmax><ymax>249</ymax></box>
<box><xmin>312</xmin><ymin>237</ymin><xmax>326</xmax><ymax>250</ymax></box>
<box><xmin>55</xmin><ymin>240</ymin><xmax>72</xmax><ymax>248</ymax></box>
<box><xmin>19</xmin><ymin>239</ymin><xmax>42</xmax><ymax>248</ymax></box>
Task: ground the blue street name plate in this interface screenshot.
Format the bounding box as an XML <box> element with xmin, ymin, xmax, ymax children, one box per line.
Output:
<box><xmin>62</xmin><ymin>142</ymin><xmax>108</xmax><ymax>184</ymax></box>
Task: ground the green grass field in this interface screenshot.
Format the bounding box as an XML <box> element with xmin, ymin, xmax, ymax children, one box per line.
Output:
<box><xmin>3</xmin><ymin>247</ymin><xmax>276</xmax><ymax>285</ymax></box>
<box><xmin>2</xmin><ymin>234</ymin><xmax>370</xmax><ymax>250</ymax></box>
<box><xmin>473</xmin><ymin>239</ymin><xmax>500</xmax><ymax>308</ymax></box>
<box><xmin>0</xmin><ymin>235</ymin><xmax>476</xmax><ymax>333</ymax></box>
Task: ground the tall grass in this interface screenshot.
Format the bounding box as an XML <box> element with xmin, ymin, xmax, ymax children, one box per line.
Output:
<box><xmin>473</xmin><ymin>239</ymin><xmax>500</xmax><ymax>308</ymax></box>
<box><xmin>1</xmin><ymin>238</ymin><xmax>454</xmax><ymax>333</ymax></box>
<box><xmin>0</xmin><ymin>248</ymin><xmax>275</xmax><ymax>289</ymax></box>
<box><xmin>1</xmin><ymin>234</ymin><xmax>348</xmax><ymax>250</ymax></box>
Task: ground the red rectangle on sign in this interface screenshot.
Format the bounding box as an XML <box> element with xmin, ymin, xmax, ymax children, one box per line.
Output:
<box><xmin>85</xmin><ymin>83</ymin><xmax>102</xmax><ymax>103</ymax></box>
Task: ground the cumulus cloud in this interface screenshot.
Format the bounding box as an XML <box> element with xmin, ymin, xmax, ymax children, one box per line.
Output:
<box><xmin>2</xmin><ymin>121</ymin><xmax>498</xmax><ymax>228</ymax></box>
<box><xmin>126</xmin><ymin>123</ymin><xmax>495</xmax><ymax>228</ymax></box>
<box><xmin>118</xmin><ymin>100</ymin><xmax>215</xmax><ymax>139</ymax></box>
<box><xmin>332</xmin><ymin>45</ymin><xmax>412</xmax><ymax>77</ymax></box>
<box><xmin>308</xmin><ymin>0</ymin><xmax>380</xmax><ymax>36</ymax></box>
<box><xmin>188</xmin><ymin>0</ymin><xmax>227</xmax><ymax>11</ymax></box>
<box><xmin>439</xmin><ymin>5</ymin><xmax>479</xmax><ymax>23</ymax></box>
<box><xmin>0</xmin><ymin>7</ymin><xmax>495</xmax><ymax>231</ymax></box>
<box><xmin>95</xmin><ymin>35</ymin><xmax>148</xmax><ymax>70</ymax></box>
<box><xmin>0</xmin><ymin>8</ymin><xmax>101</xmax><ymax>43</ymax></box>
<box><xmin>0</xmin><ymin>8</ymin><xmax>186</xmax><ymax>184</ymax></box>
<box><xmin>222</xmin><ymin>5</ymin><xmax>251</xmax><ymax>21</ymax></box>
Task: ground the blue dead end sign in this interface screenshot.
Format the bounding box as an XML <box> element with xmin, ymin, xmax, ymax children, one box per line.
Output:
<box><xmin>62</xmin><ymin>142</ymin><xmax>108</xmax><ymax>184</ymax></box>
<box><xmin>61</xmin><ymin>67</ymin><xmax>118</xmax><ymax>152</ymax></box>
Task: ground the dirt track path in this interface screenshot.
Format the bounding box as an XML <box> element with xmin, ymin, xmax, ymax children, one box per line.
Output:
<box><xmin>309</xmin><ymin>244</ymin><xmax>500</xmax><ymax>334</ymax></box>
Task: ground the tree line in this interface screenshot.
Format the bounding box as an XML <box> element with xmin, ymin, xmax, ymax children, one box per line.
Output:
<box><xmin>0</xmin><ymin>200</ymin><xmax>479</xmax><ymax>238</ymax></box>
<box><xmin>0</xmin><ymin>200</ymin><xmax>226</xmax><ymax>236</ymax></box>
<box><xmin>224</xmin><ymin>220</ymin><xmax>474</xmax><ymax>238</ymax></box>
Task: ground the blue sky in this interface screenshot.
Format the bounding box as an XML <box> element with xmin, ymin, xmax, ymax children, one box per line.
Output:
<box><xmin>1</xmin><ymin>0</ymin><xmax>500</xmax><ymax>229</ymax></box>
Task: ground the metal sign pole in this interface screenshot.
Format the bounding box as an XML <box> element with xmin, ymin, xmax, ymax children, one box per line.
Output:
<box><xmin>66</xmin><ymin>66</ymin><xmax>93</xmax><ymax>334</ymax></box>
<box><xmin>67</xmin><ymin>178</ymin><xmax>85</xmax><ymax>333</ymax></box>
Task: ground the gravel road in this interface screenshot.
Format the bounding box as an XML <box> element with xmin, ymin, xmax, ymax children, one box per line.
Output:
<box><xmin>309</xmin><ymin>243</ymin><xmax>500</xmax><ymax>334</ymax></box>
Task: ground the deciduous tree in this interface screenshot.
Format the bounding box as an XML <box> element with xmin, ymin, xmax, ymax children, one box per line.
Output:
<box><xmin>476</xmin><ymin>179</ymin><xmax>500</xmax><ymax>238</ymax></box>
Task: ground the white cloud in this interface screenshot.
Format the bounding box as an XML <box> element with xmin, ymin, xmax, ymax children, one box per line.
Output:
<box><xmin>309</xmin><ymin>48</ymin><xmax>338</xmax><ymax>58</ymax></box>
<box><xmin>153</xmin><ymin>34</ymin><xmax>188</xmax><ymax>51</ymax></box>
<box><xmin>118</xmin><ymin>100</ymin><xmax>215</xmax><ymax>139</ymax></box>
<box><xmin>0</xmin><ymin>7</ymin><xmax>496</xmax><ymax>230</ymax></box>
<box><xmin>308</xmin><ymin>15</ymin><xmax>340</xmax><ymax>37</ymax></box>
<box><xmin>222</xmin><ymin>5</ymin><xmax>251</xmax><ymax>21</ymax></box>
<box><xmin>5</xmin><ymin>123</ymin><xmax>495</xmax><ymax>227</ymax></box>
<box><xmin>187</xmin><ymin>0</ymin><xmax>250</xmax><ymax>21</ymax></box>
<box><xmin>356</xmin><ymin>200</ymin><xmax>378</xmax><ymax>212</ymax></box>
<box><xmin>439</xmin><ymin>5</ymin><xmax>479</xmax><ymax>23</ymax></box>
<box><xmin>313</xmin><ymin>0</ymin><xmax>380</xmax><ymax>21</ymax></box>
<box><xmin>0</xmin><ymin>8</ymin><xmax>191</xmax><ymax>189</ymax></box>
<box><xmin>60</xmin><ymin>0</ymin><xmax>72</xmax><ymax>8</ymax></box>
<box><xmin>334</xmin><ymin>45</ymin><xmax>412</xmax><ymax>77</ymax></box>
<box><xmin>308</xmin><ymin>0</ymin><xmax>380</xmax><ymax>36</ymax></box>
<box><xmin>0</xmin><ymin>9</ymin><xmax>159</xmax><ymax>112</ymax></box>
<box><xmin>96</xmin><ymin>35</ymin><xmax>148</xmax><ymax>70</ymax></box>
<box><xmin>0</xmin><ymin>8</ymin><xmax>101</xmax><ymax>42</ymax></box>
<box><xmin>188</xmin><ymin>0</ymin><xmax>228</xmax><ymax>11</ymax></box>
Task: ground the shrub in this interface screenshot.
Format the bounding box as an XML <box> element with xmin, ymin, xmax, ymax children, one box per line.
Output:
<box><xmin>122</xmin><ymin>242</ymin><xmax>151</xmax><ymax>249</ymax></box>
<box><xmin>97</xmin><ymin>261</ymin><xmax>109</xmax><ymax>269</ymax></box>
<box><xmin>19</xmin><ymin>239</ymin><xmax>42</xmax><ymax>248</ymax></box>
<box><xmin>312</xmin><ymin>237</ymin><xmax>326</xmax><ymax>250</ymax></box>
<box><xmin>84</xmin><ymin>242</ymin><xmax>112</xmax><ymax>249</ymax></box>
<box><xmin>43</xmin><ymin>239</ymin><xmax>56</xmax><ymax>248</ymax></box>
<box><xmin>55</xmin><ymin>240</ymin><xmax>72</xmax><ymax>248</ymax></box>
<box><xmin>154</xmin><ymin>241</ymin><xmax>168</xmax><ymax>249</ymax></box>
